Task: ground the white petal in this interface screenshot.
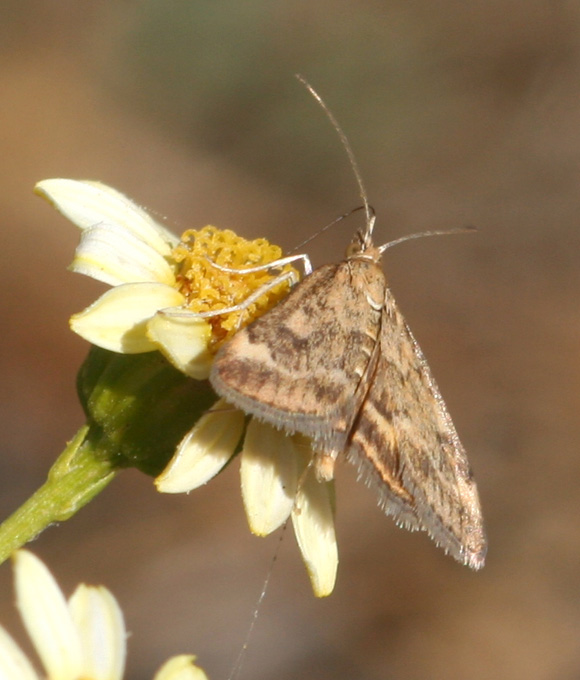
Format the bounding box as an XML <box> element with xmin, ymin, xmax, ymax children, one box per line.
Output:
<box><xmin>70</xmin><ymin>282</ymin><xmax>185</xmax><ymax>353</ymax></box>
<box><xmin>0</xmin><ymin>626</ymin><xmax>40</xmax><ymax>680</ymax></box>
<box><xmin>147</xmin><ymin>311</ymin><xmax>212</xmax><ymax>379</ymax></box>
<box><xmin>155</xmin><ymin>399</ymin><xmax>244</xmax><ymax>493</ymax></box>
<box><xmin>71</xmin><ymin>222</ymin><xmax>176</xmax><ymax>287</ymax></box>
<box><xmin>69</xmin><ymin>585</ymin><xmax>126</xmax><ymax>680</ymax></box>
<box><xmin>291</xmin><ymin>454</ymin><xmax>338</xmax><ymax>598</ymax></box>
<box><xmin>240</xmin><ymin>420</ymin><xmax>298</xmax><ymax>537</ymax></box>
<box><xmin>35</xmin><ymin>179</ymin><xmax>178</xmax><ymax>254</ymax></box>
<box><xmin>153</xmin><ymin>656</ymin><xmax>209</xmax><ymax>680</ymax></box>
<box><xmin>156</xmin><ymin>400</ymin><xmax>244</xmax><ymax>492</ymax></box>
<box><xmin>14</xmin><ymin>551</ymin><xmax>83</xmax><ymax>680</ymax></box>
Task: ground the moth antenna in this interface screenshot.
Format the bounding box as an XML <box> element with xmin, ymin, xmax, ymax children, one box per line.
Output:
<box><xmin>296</xmin><ymin>74</ymin><xmax>374</xmax><ymax>244</ymax></box>
<box><xmin>378</xmin><ymin>225</ymin><xmax>477</xmax><ymax>254</ymax></box>
<box><xmin>290</xmin><ymin>205</ymin><xmax>375</xmax><ymax>254</ymax></box>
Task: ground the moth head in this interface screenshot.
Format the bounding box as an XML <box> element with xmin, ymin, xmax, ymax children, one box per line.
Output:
<box><xmin>346</xmin><ymin>213</ymin><xmax>381</xmax><ymax>262</ymax></box>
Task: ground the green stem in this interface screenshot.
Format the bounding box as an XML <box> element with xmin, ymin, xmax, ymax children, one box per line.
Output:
<box><xmin>0</xmin><ymin>424</ymin><xmax>118</xmax><ymax>565</ymax></box>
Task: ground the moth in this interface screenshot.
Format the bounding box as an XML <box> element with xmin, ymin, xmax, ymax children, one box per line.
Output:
<box><xmin>209</xmin><ymin>79</ymin><xmax>486</xmax><ymax>569</ymax></box>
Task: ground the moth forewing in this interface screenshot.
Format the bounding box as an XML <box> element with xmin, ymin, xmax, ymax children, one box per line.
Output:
<box><xmin>345</xmin><ymin>289</ymin><xmax>486</xmax><ymax>568</ymax></box>
<box><xmin>210</xmin><ymin>258</ymin><xmax>384</xmax><ymax>450</ymax></box>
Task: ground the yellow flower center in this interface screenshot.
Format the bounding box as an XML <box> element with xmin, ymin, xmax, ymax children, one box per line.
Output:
<box><xmin>171</xmin><ymin>226</ymin><xmax>298</xmax><ymax>351</ymax></box>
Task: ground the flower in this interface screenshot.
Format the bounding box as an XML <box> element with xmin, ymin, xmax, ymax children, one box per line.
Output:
<box><xmin>0</xmin><ymin>550</ymin><xmax>208</xmax><ymax>680</ymax></box>
<box><xmin>154</xmin><ymin>656</ymin><xmax>209</xmax><ymax>680</ymax></box>
<box><xmin>36</xmin><ymin>179</ymin><xmax>338</xmax><ymax>596</ymax></box>
<box><xmin>35</xmin><ymin>179</ymin><xmax>294</xmax><ymax>379</ymax></box>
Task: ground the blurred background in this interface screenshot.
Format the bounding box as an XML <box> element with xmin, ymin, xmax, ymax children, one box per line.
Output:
<box><xmin>0</xmin><ymin>2</ymin><xmax>579</xmax><ymax>678</ymax></box>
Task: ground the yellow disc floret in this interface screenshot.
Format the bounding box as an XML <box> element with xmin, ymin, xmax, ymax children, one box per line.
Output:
<box><xmin>171</xmin><ymin>226</ymin><xmax>297</xmax><ymax>351</ymax></box>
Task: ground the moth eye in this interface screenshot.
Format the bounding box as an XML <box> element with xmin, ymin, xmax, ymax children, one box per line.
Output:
<box><xmin>346</xmin><ymin>239</ymin><xmax>362</xmax><ymax>258</ymax></box>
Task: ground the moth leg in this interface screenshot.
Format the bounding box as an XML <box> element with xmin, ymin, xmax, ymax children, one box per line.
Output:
<box><xmin>161</xmin><ymin>269</ymin><xmax>300</xmax><ymax>330</ymax></box>
<box><xmin>197</xmin><ymin>254</ymin><xmax>312</xmax><ymax>329</ymax></box>
<box><xmin>313</xmin><ymin>449</ymin><xmax>338</xmax><ymax>482</ymax></box>
<box><xmin>206</xmin><ymin>252</ymin><xmax>313</xmax><ymax>276</ymax></box>
<box><xmin>293</xmin><ymin>449</ymin><xmax>335</xmax><ymax>517</ymax></box>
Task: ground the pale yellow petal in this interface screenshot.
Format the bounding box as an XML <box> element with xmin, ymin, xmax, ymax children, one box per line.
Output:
<box><xmin>14</xmin><ymin>551</ymin><xmax>83</xmax><ymax>680</ymax></box>
<box><xmin>35</xmin><ymin>179</ymin><xmax>177</xmax><ymax>254</ymax></box>
<box><xmin>153</xmin><ymin>655</ymin><xmax>209</xmax><ymax>680</ymax></box>
<box><xmin>147</xmin><ymin>311</ymin><xmax>212</xmax><ymax>379</ymax></box>
<box><xmin>70</xmin><ymin>282</ymin><xmax>185</xmax><ymax>353</ymax></box>
<box><xmin>156</xmin><ymin>400</ymin><xmax>244</xmax><ymax>493</ymax></box>
<box><xmin>69</xmin><ymin>585</ymin><xmax>126</xmax><ymax>680</ymax></box>
<box><xmin>0</xmin><ymin>625</ymin><xmax>40</xmax><ymax>680</ymax></box>
<box><xmin>240</xmin><ymin>420</ymin><xmax>298</xmax><ymax>537</ymax></box>
<box><xmin>291</xmin><ymin>460</ymin><xmax>338</xmax><ymax>598</ymax></box>
<box><xmin>71</xmin><ymin>222</ymin><xmax>176</xmax><ymax>287</ymax></box>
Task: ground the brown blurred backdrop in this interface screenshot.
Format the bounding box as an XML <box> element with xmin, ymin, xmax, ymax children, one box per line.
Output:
<box><xmin>1</xmin><ymin>2</ymin><xmax>579</xmax><ymax>679</ymax></box>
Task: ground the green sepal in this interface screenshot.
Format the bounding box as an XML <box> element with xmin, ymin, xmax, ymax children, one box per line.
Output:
<box><xmin>77</xmin><ymin>346</ymin><xmax>217</xmax><ymax>476</ymax></box>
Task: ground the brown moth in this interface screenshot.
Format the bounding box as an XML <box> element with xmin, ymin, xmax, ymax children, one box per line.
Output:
<box><xmin>209</xmin><ymin>79</ymin><xmax>486</xmax><ymax>569</ymax></box>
